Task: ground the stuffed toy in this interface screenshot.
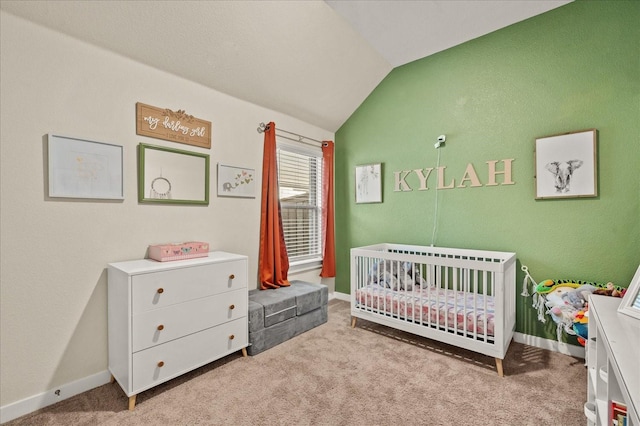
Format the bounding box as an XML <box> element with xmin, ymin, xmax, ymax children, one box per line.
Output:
<box><xmin>368</xmin><ymin>260</ymin><xmax>427</xmax><ymax>291</ymax></box>
<box><xmin>544</xmin><ymin>284</ymin><xmax>582</xmax><ymax>326</ymax></box>
<box><xmin>593</xmin><ymin>282</ymin><xmax>625</xmax><ymax>298</ymax></box>
<box><xmin>561</xmin><ymin>284</ymin><xmax>598</xmax><ymax>310</ymax></box>
<box><xmin>572</xmin><ymin>309</ymin><xmax>589</xmax><ymax>346</ymax></box>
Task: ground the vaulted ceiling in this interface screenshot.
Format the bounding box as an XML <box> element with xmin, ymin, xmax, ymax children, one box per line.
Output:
<box><xmin>0</xmin><ymin>0</ymin><xmax>571</xmax><ymax>132</ymax></box>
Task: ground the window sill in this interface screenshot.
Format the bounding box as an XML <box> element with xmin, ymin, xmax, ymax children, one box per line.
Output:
<box><xmin>289</xmin><ymin>258</ymin><xmax>322</xmax><ymax>273</ymax></box>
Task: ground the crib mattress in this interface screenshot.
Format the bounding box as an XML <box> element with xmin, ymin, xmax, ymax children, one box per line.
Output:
<box><xmin>355</xmin><ymin>284</ymin><xmax>495</xmax><ymax>338</ymax></box>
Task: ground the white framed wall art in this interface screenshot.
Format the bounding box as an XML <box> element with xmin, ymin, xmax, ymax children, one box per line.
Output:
<box><xmin>217</xmin><ymin>164</ymin><xmax>256</xmax><ymax>198</ymax></box>
<box><xmin>534</xmin><ymin>129</ymin><xmax>598</xmax><ymax>199</ymax></box>
<box><xmin>48</xmin><ymin>134</ymin><xmax>124</xmax><ymax>200</ymax></box>
<box><xmin>355</xmin><ymin>163</ymin><xmax>382</xmax><ymax>204</ymax></box>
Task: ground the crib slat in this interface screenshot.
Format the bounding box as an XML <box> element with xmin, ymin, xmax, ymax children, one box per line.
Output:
<box><xmin>464</xmin><ymin>267</ymin><xmax>469</xmax><ymax>337</ymax></box>
<box><xmin>483</xmin><ymin>270</ymin><xmax>488</xmax><ymax>341</ymax></box>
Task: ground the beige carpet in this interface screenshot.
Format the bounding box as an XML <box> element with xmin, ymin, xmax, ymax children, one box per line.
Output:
<box><xmin>6</xmin><ymin>299</ymin><xmax>587</xmax><ymax>426</ymax></box>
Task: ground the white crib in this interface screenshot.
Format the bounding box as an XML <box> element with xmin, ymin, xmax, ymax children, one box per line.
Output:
<box><xmin>351</xmin><ymin>243</ymin><xmax>517</xmax><ymax>376</ymax></box>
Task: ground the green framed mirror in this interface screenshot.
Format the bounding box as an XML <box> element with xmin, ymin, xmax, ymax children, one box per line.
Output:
<box><xmin>138</xmin><ymin>143</ymin><xmax>209</xmax><ymax>205</ymax></box>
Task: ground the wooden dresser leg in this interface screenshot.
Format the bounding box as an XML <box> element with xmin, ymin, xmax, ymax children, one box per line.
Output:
<box><xmin>241</xmin><ymin>347</ymin><xmax>248</xmax><ymax>357</ymax></box>
<box><xmin>495</xmin><ymin>358</ymin><xmax>504</xmax><ymax>377</ymax></box>
<box><xmin>128</xmin><ymin>395</ymin><xmax>137</xmax><ymax>411</ymax></box>
<box><xmin>351</xmin><ymin>317</ymin><xmax>357</xmax><ymax>328</ymax></box>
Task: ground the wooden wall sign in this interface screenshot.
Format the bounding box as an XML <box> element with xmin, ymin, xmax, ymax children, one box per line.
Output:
<box><xmin>136</xmin><ymin>102</ymin><xmax>211</xmax><ymax>149</ymax></box>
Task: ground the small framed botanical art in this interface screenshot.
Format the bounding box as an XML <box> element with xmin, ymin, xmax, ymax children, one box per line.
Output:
<box><xmin>48</xmin><ymin>134</ymin><xmax>124</xmax><ymax>200</ymax></box>
<box><xmin>138</xmin><ymin>143</ymin><xmax>209</xmax><ymax>205</ymax></box>
<box><xmin>355</xmin><ymin>163</ymin><xmax>382</xmax><ymax>204</ymax></box>
<box><xmin>217</xmin><ymin>164</ymin><xmax>256</xmax><ymax>198</ymax></box>
<box><xmin>534</xmin><ymin>129</ymin><xmax>598</xmax><ymax>199</ymax></box>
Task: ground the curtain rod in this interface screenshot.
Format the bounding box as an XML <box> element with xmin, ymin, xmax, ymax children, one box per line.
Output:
<box><xmin>257</xmin><ymin>122</ymin><xmax>325</xmax><ymax>148</ymax></box>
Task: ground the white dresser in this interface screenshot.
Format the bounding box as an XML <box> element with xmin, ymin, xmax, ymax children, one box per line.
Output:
<box><xmin>107</xmin><ymin>251</ymin><xmax>249</xmax><ymax>410</ymax></box>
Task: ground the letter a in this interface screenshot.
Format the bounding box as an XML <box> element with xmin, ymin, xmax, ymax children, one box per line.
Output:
<box><xmin>457</xmin><ymin>163</ymin><xmax>482</xmax><ymax>188</ymax></box>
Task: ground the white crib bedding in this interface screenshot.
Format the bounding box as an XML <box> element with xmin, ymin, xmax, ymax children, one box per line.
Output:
<box><xmin>355</xmin><ymin>284</ymin><xmax>496</xmax><ymax>338</ymax></box>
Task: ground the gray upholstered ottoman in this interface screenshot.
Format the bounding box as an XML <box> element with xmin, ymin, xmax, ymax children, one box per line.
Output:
<box><xmin>247</xmin><ymin>280</ymin><xmax>328</xmax><ymax>355</ymax></box>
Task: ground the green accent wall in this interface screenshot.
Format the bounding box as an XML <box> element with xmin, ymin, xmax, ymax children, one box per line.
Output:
<box><xmin>335</xmin><ymin>0</ymin><xmax>640</xmax><ymax>343</ymax></box>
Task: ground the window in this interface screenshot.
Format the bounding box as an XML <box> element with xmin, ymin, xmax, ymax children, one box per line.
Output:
<box><xmin>277</xmin><ymin>141</ymin><xmax>323</xmax><ymax>265</ymax></box>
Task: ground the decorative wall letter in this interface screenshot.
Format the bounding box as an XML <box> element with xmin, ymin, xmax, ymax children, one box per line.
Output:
<box><xmin>486</xmin><ymin>159</ymin><xmax>515</xmax><ymax>186</ymax></box>
<box><xmin>457</xmin><ymin>163</ymin><xmax>483</xmax><ymax>188</ymax></box>
<box><xmin>413</xmin><ymin>168</ymin><xmax>434</xmax><ymax>190</ymax></box>
<box><xmin>436</xmin><ymin>166</ymin><xmax>455</xmax><ymax>189</ymax></box>
<box><xmin>394</xmin><ymin>170</ymin><xmax>412</xmax><ymax>192</ymax></box>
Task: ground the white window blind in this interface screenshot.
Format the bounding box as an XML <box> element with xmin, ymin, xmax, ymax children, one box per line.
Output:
<box><xmin>277</xmin><ymin>143</ymin><xmax>323</xmax><ymax>263</ymax></box>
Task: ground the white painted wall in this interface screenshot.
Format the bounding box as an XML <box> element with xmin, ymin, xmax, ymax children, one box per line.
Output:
<box><xmin>0</xmin><ymin>11</ymin><xmax>334</xmax><ymax>413</ymax></box>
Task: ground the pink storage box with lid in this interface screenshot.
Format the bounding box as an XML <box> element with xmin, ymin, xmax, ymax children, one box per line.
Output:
<box><xmin>148</xmin><ymin>241</ymin><xmax>209</xmax><ymax>262</ymax></box>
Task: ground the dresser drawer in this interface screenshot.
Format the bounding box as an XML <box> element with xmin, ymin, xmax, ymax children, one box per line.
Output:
<box><xmin>132</xmin><ymin>289</ymin><xmax>247</xmax><ymax>352</ymax></box>
<box><xmin>132</xmin><ymin>318</ymin><xmax>247</xmax><ymax>393</ymax></box>
<box><xmin>132</xmin><ymin>260</ymin><xmax>247</xmax><ymax>314</ymax></box>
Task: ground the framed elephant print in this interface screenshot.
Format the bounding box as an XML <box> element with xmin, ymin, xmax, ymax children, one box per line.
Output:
<box><xmin>217</xmin><ymin>164</ymin><xmax>256</xmax><ymax>198</ymax></box>
<box><xmin>534</xmin><ymin>129</ymin><xmax>598</xmax><ymax>199</ymax></box>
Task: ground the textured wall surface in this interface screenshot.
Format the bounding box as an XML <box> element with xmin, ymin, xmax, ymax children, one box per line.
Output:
<box><xmin>335</xmin><ymin>0</ymin><xmax>640</xmax><ymax>342</ymax></box>
<box><xmin>0</xmin><ymin>11</ymin><xmax>332</xmax><ymax>408</ymax></box>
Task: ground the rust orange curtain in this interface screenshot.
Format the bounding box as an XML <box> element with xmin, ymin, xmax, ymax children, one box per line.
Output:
<box><xmin>258</xmin><ymin>122</ymin><xmax>290</xmax><ymax>290</ymax></box>
<box><xmin>320</xmin><ymin>141</ymin><xmax>336</xmax><ymax>278</ymax></box>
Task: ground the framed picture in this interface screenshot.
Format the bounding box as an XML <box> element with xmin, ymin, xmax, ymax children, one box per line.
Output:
<box><xmin>48</xmin><ymin>134</ymin><xmax>124</xmax><ymax>200</ymax></box>
<box><xmin>617</xmin><ymin>264</ymin><xmax>640</xmax><ymax>320</ymax></box>
<box><xmin>217</xmin><ymin>164</ymin><xmax>256</xmax><ymax>198</ymax></box>
<box><xmin>534</xmin><ymin>129</ymin><xmax>598</xmax><ymax>199</ymax></box>
<box><xmin>355</xmin><ymin>163</ymin><xmax>382</xmax><ymax>204</ymax></box>
<box><xmin>138</xmin><ymin>143</ymin><xmax>209</xmax><ymax>205</ymax></box>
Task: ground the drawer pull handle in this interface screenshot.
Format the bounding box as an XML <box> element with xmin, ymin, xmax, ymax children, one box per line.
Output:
<box><xmin>157</xmin><ymin>361</ymin><xmax>164</xmax><ymax>368</ymax></box>
<box><xmin>157</xmin><ymin>288</ymin><xmax>164</xmax><ymax>294</ymax></box>
<box><xmin>229</xmin><ymin>334</ymin><xmax>235</xmax><ymax>340</ymax></box>
<box><xmin>229</xmin><ymin>274</ymin><xmax>235</xmax><ymax>280</ymax></box>
<box><xmin>157</xmin><ymin>325</ymin><xmax>164</xmax><ymax>331</ymax></box>
<box><xmin>229</xmin><ymin>304</ymin><xmax>235</xmax><ymax>310</ymax></box>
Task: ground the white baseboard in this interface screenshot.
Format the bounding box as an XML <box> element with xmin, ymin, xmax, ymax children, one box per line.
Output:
<box><xmin>331</xmin><ymin>291</ymin><xmax>350</xmax><ymax>302</ymax></box>
<box><xmin>0</xmin><ymin>370</ymin><xmax>111</xmax><ymax>424</ymax></box>
<box><xmin>513</xmin><ymin>332</ymin><xmax>585</xmax><ymax>359</ymax></box>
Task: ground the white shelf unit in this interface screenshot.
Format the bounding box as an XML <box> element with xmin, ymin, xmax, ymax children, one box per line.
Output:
<box><xmin>586</xmin><ymin>295</ymin><xmax>639</xmax><ymax>426</ymax></box>
<box><xmin>108</xmin><ymin>251</ymin><xmax>249</xmax><ymax>410</ymax></box>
